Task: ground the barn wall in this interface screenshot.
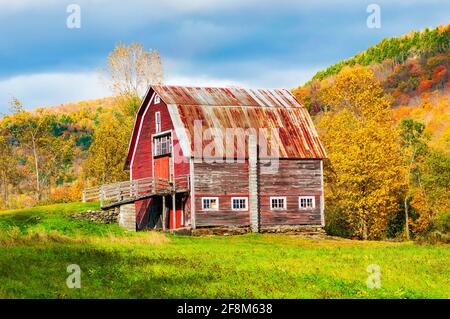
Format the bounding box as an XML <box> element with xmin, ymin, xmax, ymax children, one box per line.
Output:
<box><xmin>193</xmin><ymin>159</ymin><xmax>323</xmax><ymax>228</ymax></box>
<box><xmin>259</xmin><ymin>159</ymin><xmax>322</xmax><ymax>226</ymax></box>
<box><xmin>130</xmin><ymin>91</ymin><xmax>190</xmax><ymax>226</ymax></box>
<box><xmin>194</xmin><ymin>161</ymin><xmax>250</xmax><ymax>227</ymax></box>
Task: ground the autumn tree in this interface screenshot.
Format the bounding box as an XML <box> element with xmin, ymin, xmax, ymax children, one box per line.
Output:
<box><xmin>84</xmin><ymin>111</ymin><xmax>130</xmax><ymax>184</ymax></box>
<box><xmin>4</xmin><ymin>99</ymin><xmax>74</xmax><ymax>200</ymax></box>
<box><xmin>318</xmin><ymin>66</ymin><xmax>405</xmax><ymax>240</ymax></box>
<box><xmin>85</xmin><ymin>43</ymin><xmax>159</xmax><ymax>185</ymax></box>
<box><xmin>0</xmin><ymin>132</ymin><xmax>22</xmax><ymax>207</ymax></box>
<box><xmin>106</xmin><ymin>42</ymin><xmax>164</xmax><ymax>97</ymax></box>
<box><xmin>399</xmin><ymin>119</ymin><xmax>429</xmax><ymax>238</ymax></box>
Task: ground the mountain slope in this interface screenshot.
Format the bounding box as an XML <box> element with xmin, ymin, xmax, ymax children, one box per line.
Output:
<box><xmin>293</xmin><ymin>24</ymin><xmax>450</xmax><ymax>150</ymax></box>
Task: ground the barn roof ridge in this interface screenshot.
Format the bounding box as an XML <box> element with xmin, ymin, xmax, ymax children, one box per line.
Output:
<box><xmin>151</xmin><ymin>85</ymin><xmax>304</xmax><ymax>109</ymax></box>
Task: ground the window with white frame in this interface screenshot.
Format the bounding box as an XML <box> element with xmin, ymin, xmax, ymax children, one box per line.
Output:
<box><xmin>202</xmin><ymin>197</ymin><xmax>219</xmax><ymax>211</ymax></box>
<box><xmin>270</xmin><ymin>197</ymin><xmax>286</xmax><ymax>210</ymax></box>
<box><xmin>299</xmin><ymin>196</ymin><xmax>315</xmax><ymax>209</ymax></box>
<box><xmin>155</xmin><ymin>111</ymin><xmax>161</xmax><ymax>133</ymax></box>
<box><xmin>153</xmin><ymin>134</ymin><xmax>172</xmax><ymax>157</ymax></box>
<box><xmin>231</xmin><ymin>197</ymin><xmax>248</xmax><ymax>211</ymax></box>
<box><xmin>154</xmin><ymin>95</ymin><xmax>160</xmax><ymax>104</ymax></box>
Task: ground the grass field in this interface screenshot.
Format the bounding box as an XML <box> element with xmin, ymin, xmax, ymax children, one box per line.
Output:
<box><xmin>0</xmin><ymin>203</ymin><xmax>448</xmax><ymax>298</ymax></box>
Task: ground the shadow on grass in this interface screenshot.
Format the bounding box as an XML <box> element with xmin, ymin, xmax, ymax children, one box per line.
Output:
<box><xmin>0</xmin><ymin>243</ymin><xmax>220</xmax><ymax>298</ymax></box>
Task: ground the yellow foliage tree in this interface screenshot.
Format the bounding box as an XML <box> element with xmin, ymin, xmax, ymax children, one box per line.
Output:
<box><xmin>318</xmin><ymin>66</ymin><xmax>405</xmax><ymax>240</ymax></box>
<box><xmin>84</xmin><ymin>111</ymin><xmax>131</xmax><ymax>184</ymax></box>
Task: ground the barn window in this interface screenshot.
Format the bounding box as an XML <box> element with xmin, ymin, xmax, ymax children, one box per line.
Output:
<box><xmin>299</xmin><ymin>196</ymin><xmax>315</xmax><ymax>209</ymax></box>
<box><xmin>154</xmin><ymin>134</ymin><xmax>172</xmax><ymax>157</ymax></box>
<box><xmin>155</xmin><ymin>95</ymin><xmax>160</xmax><ymax>104</ymax></box>
<box><xmin>270</xmin><ymin>197</ymin><xmax>286</xmax><ymax>210</ymax></box>
<box><xmin>155</xmin><ymin>111</ymin><xmax>161</xmax><ymax>133</ymax></box>
<box><xmin>202</xmin><ymin>197</ymin><xmax>218</xmax><ymax>211</ymax></box>
<box><xmin>231</xmin><ymin>197</ymin><xmax>248</xmax><ymax>211</ymax></box>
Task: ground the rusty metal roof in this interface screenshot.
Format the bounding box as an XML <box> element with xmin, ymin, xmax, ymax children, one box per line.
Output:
<box><xmin>152</xmin><ymin>85</ymin><xmax>327</xmax><ymax>159</ymax></box>
<box><xmin>152</xmin><ymin>85</ymin><xmax>304</xmax><ymax>108</ymax></box>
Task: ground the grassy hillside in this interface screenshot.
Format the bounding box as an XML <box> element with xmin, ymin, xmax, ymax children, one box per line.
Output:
<box><xmin>0</xmin><ymin>203</ymin><xmax>448</xmax><ymax>298</ymax></box>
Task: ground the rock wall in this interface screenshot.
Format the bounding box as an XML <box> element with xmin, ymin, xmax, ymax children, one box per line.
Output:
<box><xmin>71</xmin><ymin>208</ymin><xmax>119</xmax><ymax>224</ymax></box>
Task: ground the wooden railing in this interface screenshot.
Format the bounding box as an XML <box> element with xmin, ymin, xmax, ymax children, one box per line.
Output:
<box><xmin>82</xmin><ymin>175</ymin><xmax>190</xmax><ymax>208</ymax></box>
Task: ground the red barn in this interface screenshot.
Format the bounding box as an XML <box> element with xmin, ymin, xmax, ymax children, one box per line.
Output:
<box><xmin>121</xmin><ymin>85</ymin><xmax>327</xmax><ymax>232</ymax></box>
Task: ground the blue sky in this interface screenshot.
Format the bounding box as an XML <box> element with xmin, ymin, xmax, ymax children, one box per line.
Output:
<box><xmin>0</xmin><ymin>0</ymin><xmax>449</xmax><ymax>111</ymax></box>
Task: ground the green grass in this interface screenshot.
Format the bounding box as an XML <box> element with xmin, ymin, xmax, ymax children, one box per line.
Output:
<box><xmin>0</xmin><ymin>203</ymin><xmax>448</xmax><ymax>298</ymax></box>
<box><xmin>0</xmin><ymin>202</ymin><xmax>124</xmax><ymax>237</ymax></box>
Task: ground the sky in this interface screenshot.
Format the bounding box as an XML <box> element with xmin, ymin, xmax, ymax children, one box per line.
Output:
<box><xmin>0</xmin><ymin>0</ymin><xmax>449</xmax><ymax>112</ymax></box>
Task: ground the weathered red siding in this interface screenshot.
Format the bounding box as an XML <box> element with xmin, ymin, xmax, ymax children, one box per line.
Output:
<box><xmin>259</xmin><ymin>160</ymin><xmax>322</xmax><ymax>226</ymax></box>
<box><xmin>130</xmin><ymin>90</ymin><xmax>190</xmax><ymax>229</ymax></box>
<box><xmin>194</xmin><ymin>161</ymin><xmax>250</xmax><ymax>227</ymax></box>
<box><xmin>192</xmin><ymin>159</ymin><xmax>323</xmax><ymax>228</ymax></box>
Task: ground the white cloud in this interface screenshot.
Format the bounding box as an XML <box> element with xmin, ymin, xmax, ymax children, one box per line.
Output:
<box><xmin>0</xmin><ymin>0</ymin><xmax>60</xmax><ymax>13</ymax></box>
<box><xmin>0</xmin><ymin>72</ymin><xmax>111</xmax><ymax>111</ymax></box>
<box><xmin>166</xmin><ymin>74</ymin><xmax>244</xmax><ymax>88</ymax></box>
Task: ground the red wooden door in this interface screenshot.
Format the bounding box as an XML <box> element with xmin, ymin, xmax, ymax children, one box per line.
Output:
<box><xmin>169</xmin><ymin>195</ymin><xmax>184</xmax><ymax>229</ymax></box>
<box><xmin>153</xmin><ymin>156</ymin><xmax>170</xmax><ymax>180</ymax></box>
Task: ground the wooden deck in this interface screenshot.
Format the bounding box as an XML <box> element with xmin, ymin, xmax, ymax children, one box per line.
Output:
<box><xmin>82</xmin><ymin>175</ymin><xmax>190</xmax><ymax>209</ymax></box>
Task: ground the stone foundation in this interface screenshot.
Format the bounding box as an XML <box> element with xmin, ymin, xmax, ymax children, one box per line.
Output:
<box><xmin>118</xmin><ymin>204</ymin><xmax>136</xmax><ymax>231</ymax></box>
<box><xmin>71</xmin><ymin>208</ymin><xmax>119</xmax><ymax>224</ymax></box>
<box><xmin>261</xmin><ymin>225</ymin><xmax>325</xmax><ymax>236</ymax></box>
<box><xmin>191</xmin><ymin>225</ymin><xmax>325</xmax><ymax>237</ymax></box>
<box><xmin>192</xmin><ymin>227</ymin><xmax>250</xmax><ymax>236</ymax></box>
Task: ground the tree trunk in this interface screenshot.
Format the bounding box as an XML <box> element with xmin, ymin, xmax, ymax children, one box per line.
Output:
<box><xmin>1</xmin><ymin>172</ymin><xmax>7</xmax><ymax>203</ymax></box>
<box><xmin>31</xmin><ymin>136</ymin><xmax>41</xmax><ymax>201</ymax></box>
<box><xmin>404</xmin><ymin>197</ymin><xmax>410</xmax><ymax>240</ymax></box>
<box><xmin>162</xmin><ymin>196</ymin><xmax>166</xmax><ymax>232</ymax></box>
<box><xmin>362</xmin><ymin>222</ymin><xmax>368</xmax><ymax>240</ymax></box>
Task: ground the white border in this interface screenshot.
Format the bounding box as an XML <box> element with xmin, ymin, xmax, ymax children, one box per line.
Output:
<box><xmin>231</xmin><ymin>197</ymin><xmax>248</xmax><ymax>211</ymax></box>
<box><xmin>201</xmin><ymin>197</ymin><xmax>219</xmax><ymax>211</ymax></box>
<box><xmin>298</xmin><ymin>196</ymin><xmax>316</xmax><ymax>209</ymax></box>
<box><xmin>270</xmin><ymin>196</ymin><xmax>287</xmax><ymax>210</ymax></box>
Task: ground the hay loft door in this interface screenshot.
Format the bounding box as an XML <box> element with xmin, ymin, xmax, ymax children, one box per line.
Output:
<box><xmin>153</xmin><ymin>133</ymin><xmax>172</xmax><ymax>180</ymax></box>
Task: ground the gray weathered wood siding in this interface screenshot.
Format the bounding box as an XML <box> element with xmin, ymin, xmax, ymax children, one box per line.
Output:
<box><xmin>193</xmin><ymin>159</ymin><xmax>323</xmax><ymax>227</ymax></box>
<box><xmin>194</xmin><ymin>161</ymin><xmax>250</xmax><ymax>227</ymax></box>
<box><xmin>259</xmin><ymin>159</ymin><xmax>322</xmax><ymax>226</ymax></box>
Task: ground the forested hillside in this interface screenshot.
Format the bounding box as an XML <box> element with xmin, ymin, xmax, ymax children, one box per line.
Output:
<box><xmin>0</xmin><ymin>43</ymin><xmax>160</xmax><ymax>210</ymax></box>
<box><xmin>293</xmin><ymin>24</ymin><xmax>449</xmax><ymax>240</ymax></box>
<box><xmin>0</xmin><ymin>97</ymin><xmax>124</xmax><ymax>208</ymax></box>
<box><xmin>309</xmin><ymin>24</ymin><xmax>449</xmax><ymax>83</ymax></box>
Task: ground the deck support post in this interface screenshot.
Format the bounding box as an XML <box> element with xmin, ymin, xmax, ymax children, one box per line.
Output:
<box><xmin>118</xmin><ymin>203</ymin><xmax>136</xmax><ymax>231</ymax></box>
<box><xmin>172</xmin><ymin>193</ymin><xmax>176</xmax><ymax>230</ymax></box>
<box><xmin>162</xmin><ymin>196</ymin><xmax>167</xmax><ymax>231</ymax></box>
